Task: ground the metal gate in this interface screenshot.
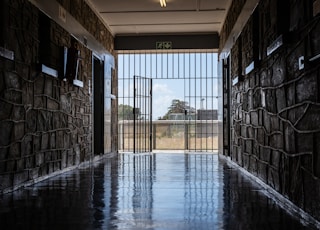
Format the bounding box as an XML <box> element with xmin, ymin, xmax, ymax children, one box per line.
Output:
<box><xmin>133</xmin><ymin>75</ymin><xmax>152</xmax><ymax>153</ymax></box>
<box><xmin>118</xmin><ymin>52</ymin><xmax>220</xmax><ymax>153</ymax></box>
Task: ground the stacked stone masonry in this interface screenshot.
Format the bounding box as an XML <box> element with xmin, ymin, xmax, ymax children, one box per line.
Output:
<box><xmin>224</xmin><ymin>0</ymin><xmax>320</xmax><ymax>221</ymax></box>
<box><xmin>0</xmin><ymin>0</ymin><xmax>114</xmax><ymax>193</ymax></box>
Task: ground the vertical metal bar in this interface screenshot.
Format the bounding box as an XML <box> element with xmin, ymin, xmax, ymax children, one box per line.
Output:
<box><xmin>133</xmin><ymin>75</ymin><xmax>136</xmax><ymax>153</ymax></box>
<box><xmin>150</xmin><ymin>78</ymin><xmax>153</xmax><ymax>152</ymax></box>
<box><xmin>200</xmin><ymin>52</ymin><xmax>202</xmax><ymax>152</ymax></box>
<box><xmin>122</xmin><ymin>55</ymin><xmax>125</xmax><ymax>151</ymax></box>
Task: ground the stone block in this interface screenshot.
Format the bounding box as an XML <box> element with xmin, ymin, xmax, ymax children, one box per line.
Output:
<box><xmin>265</xmin><ymin>90</ymin><xmax>277</xmax><ymax>114</ymax></box>
<box><xmin>53</xmin><ymin>112</ymin><xmax>66</xmax><ymax>129</ymax></box>
<box><xmin>61</xmin><ymin>150</ymin><xmax>67</xmax><ymax>168</ymax></box>
<box><xmin>56</xmin><ymin>130</ymin><xmax>64</xmax><ymax>149</ymax></box>
<box><xmin>22</xmin><ymin>82</ymin><xmax>34</xmax><ymax>105</ymax></box>
<box><xmin>302</xmin><ymin>170</ymin><xmax>320</xmax><ymax>218</ymax></box>
<box><xmin>11</xmin><ymin>105</ymin><xmax>25</xmax><ymax>121</ymax></box>
<box><xmin>47</xmin><ymin>98</ymin><xmax>59</xmax><ymax>110</ymax></box>
<box><xmin>248</xmin><ymin>126</ymin><xmax>254</xmax><ymax>139</ymax></box>
<box><xmin>240</xmin><ymin>124</ymin><xmax>246</xmax><ymax>137</ymax></box>
<box><xmin>64</xmin><ymin>133</ymin><xmax>70</xmax><ymax>148</ymax></box>
<box><xmin>33</xmin><ymin>135</ymin><xmax>41</xmax><ymax>152</ymax></box>
<box><xmin>38</xmin><ymin>165</ymin><xmax>47</xmax><ymax>177</ymax></box>
<box><xmin>67</xmin><ymin>150</ymin><xmax>74</xmax><ymax>167</ymax></box>
<box><xmin>13</xmin><ymin>123</ymin><xmax>25</xmax><ymax>141</ymax></box>
<box><xmin>50</xmin><ymin>132</ymin><xmax>56</xmax><ymax>149</ymax></box>
<box><xmin>35</xmin><ymin>152</ymin><xmax>44</xmax><ymax>166</ymax></box>
<box><xmin>301</xmin><ymin>154</ymin><xmax>313</xmax><ymax>174</ymax></box>
<box><xmin>260</xmin><ymin>147</ymin><xmax>271</xmax><ymax>163</ymax></box>
<box><xmin>25</xmin><ymin>156</ymin><xmax>35</xmax><ymax>169</ymax></box>
<box><xmin>5</xmin><ymin>72</ymin><xmax>21</xmax><ymax>89</ymax></box>
<box><xmin>34</xmin><ymin>77</ymin><xmax>44</xmax><ymax>95</ymax></box>
<box><xmin>13</xmin><ymin>170</ymin><xmax>28</xmax><ymax>187</ymax></box>
<box><xmin>275</xmin><ymin>88</ymin><xmax>286</xmax><ymax>112</ymax></box>
<box><xmin>0</xmin><ymin>161</ymin><xmax>6</xmax><ymax>173</ymax></box>
<box><xmin>296</xmin><ymin>73</ymin><xmax>318</xmax><ymax>103</ymax></box>
<box><xmin>28</xmin><ymin>167</ymin><xmax>39</xmax><ymax>180</ymax></box>
<box><xmin>51</xmin><ymin>152</ymin><xmax>58</xmax><ymax>161</ymax></box>
<box><xmin>286</xmin><ymin>84</ymin><xmax>295</xmax><ymax>107</ymax></box>
<box><xmin>251</xmin><ymin>111</ymin><xmax>258</xmax><ymax>126</ymax></box>
<box><xmin>313</xmin><ymin>132</ymin><xmax>320</xmax><ymax>177</ymax></box>
<box><xmin>26</xmin><ymin>109</ymin><xmax>37</xmax><ymax>133</ymax></box>
<box><xmin>256</xmin><ymin>128</ymin><xmax>265</xmax><ymax>145</ymax></box>
<box><xmin>253</xmin><ymin>90</ymin><xmax>261</xmax><ymax>108</ymax></box>
<box><xmin>257</xmin><ymin>161</ymin><xmax>268</xmax><ymax>182</ymax></box>
<box><xmin>45</xmin><ymin>152</ymin><xmax>52</xmax><ymax>162</ymax></box>
<box><xmin>260</xmin><ymin>70</ymin><xmax>270</xmax><ymax>87</ymax></box>
<box><xmin>271</xmin><ymin>56</ymin><xmax>286</xmax><ymax>86</ymax></box>
<box><xmin>263</xmin><ymin>111</ymin><xmax>271</xmax><ymax>133</ymax></box>
<box><xmin>236</xmin><ymin>147</ymin><xmax>243</xmax><ymax>165</ymax></box>
<box><xmin>270</xmin><ymin>134</ymin><xmax>283</xmax><ymax>149</ymax></box>
<box><xmin>41</xmin><ymin>133</ymin><xmax>49</xmax><ymax>150</ymax></box>
<box><xmin>0</xmin><ymin>101</ymin><xmax>13</xmax><ymax>120</ymax></box>
<box><xmin>268</xmin><ymin>167</ymin><xmax>280</xmax><ymax>191</ymax></box>
<box><xmin>34</xmin><ymin>96</ymin><xmax>45</xmax><ymax>109</ymax></box>
<box><xmin>16</xmin><ymin>159</ymin><xmax>25</xmax><ymax>171</ymax></box>
<box><xmin>6</xmin><ymin>160</ymin><xmax>16</xmax><ymax>172</ymax></box>
<box><xmin>245</xmin><ymin>140</ymin><xmax>252</xmax><ymax>154</ymax></box>
<box><xmin>296</xmin><ymin>133</ymin><xmax>313</xmax><ymax>154</ymax></box>
<box><xmin>249</xmin><ymin>156</ymin><xmax>257</xmax><ymax>174</ymax></box>
<box><xmin>0</xmin><ymin>148</ymin><xmax>8</xmax><ymax>161</ymax></box>
<box><xmin>0</xmin><ymin>121</ymin><xmax>13</xmax><ymax>146</ymax></box>
<box><xmin>44</xmin><ymin>77</ymin><xmax>53</xmax><ymax>97</ymax></box>
<box><xmin>296</xmin><ymin>104</ymin><xmax>320</xmax><ymax>131</ymax></box>
<box><xmin>271</xmin><ymin>151</ymin><xmax>281</xmax><ymax>169</ymax></box>
<box><xmin>270</xmin><ymin>116</ymin><xmax>279</xmax><ymax>131</ymax></box>
<box><xmin>74</xmin><ymin>144</ymin><xmax>80</xmax><ymax>165</ymax></box>
<box><xmin>9</xmin><ymin>143</ymin><xmax>21</xmax><ymax>159</ymax></box>
<box><xmin>48</xmin><ymin>162</ymin><xmax>54</xmax><ymax>174</ymax></box>
<box><xmin>60</xmin><ymin>94</ymin><xmax>71</xmax><ymax>113</ymax></box>
<box><xmin>38</xmin><ymin>110</ymin><xmax>53</xmax><ymax>131</ymax></box>
<box><xmin>247</xmin><ymin>90</ymin><xmax>253</xmax><ymax>110</ymax></box>
<box><xmin>54</xmin><ymin>161</ymin><xmax>61</xmax><ymax>171</ymax></box>
<box><xmin>0</xmin><ymin>173</ymin><xmax>13</xmax><ymax>191</ymax></box>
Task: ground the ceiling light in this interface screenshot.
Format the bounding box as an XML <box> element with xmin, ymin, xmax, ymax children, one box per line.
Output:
<box><xmin>160</xmin><ymin>0</ymin><xmax>166</xmax><ymax>7</ymax></box>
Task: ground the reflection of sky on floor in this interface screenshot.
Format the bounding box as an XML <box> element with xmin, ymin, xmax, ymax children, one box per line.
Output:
<box><xmin>0</xmin><ymin>153</ymin><xmax>315</xmax><ymax>229</ymax></box>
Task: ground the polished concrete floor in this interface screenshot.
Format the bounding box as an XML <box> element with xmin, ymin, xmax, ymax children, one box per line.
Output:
<box><xmin>0</xmin><ymin>153</ymin><xmax>316</xmax><ymax>230</ymax></box>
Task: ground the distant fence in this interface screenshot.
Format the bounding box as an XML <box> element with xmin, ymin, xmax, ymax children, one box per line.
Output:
<box><xmin>118</xmin><ymin>120</ymin><xmax>221</xmax><ymax>151</ymax></box>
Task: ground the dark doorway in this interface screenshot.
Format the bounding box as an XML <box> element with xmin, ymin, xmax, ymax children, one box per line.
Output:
<box><xmin>93</xmin><ymin>56</ymin><xmax>104</xmax><ymax>155</ymax></box>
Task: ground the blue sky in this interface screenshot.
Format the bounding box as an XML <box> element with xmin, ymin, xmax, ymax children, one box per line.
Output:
<box><xmin>118</xmin><ymin>52</ymin><xmax>219</xmax><ymax>120</ymax></box>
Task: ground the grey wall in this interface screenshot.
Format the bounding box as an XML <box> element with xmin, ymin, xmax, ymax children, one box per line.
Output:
<box><xmin>222</xmin><ymin>0</ymin><xmax>320</xmax><ymax>221</ymax></box>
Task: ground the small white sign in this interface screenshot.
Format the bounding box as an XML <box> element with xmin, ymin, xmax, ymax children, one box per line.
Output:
<box><xmin>59</xmin><ymin>5</ymin><xmax>67</xmax><ymax>23</ymax></box>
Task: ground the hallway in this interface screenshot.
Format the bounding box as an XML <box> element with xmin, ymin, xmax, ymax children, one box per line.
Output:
<box><xmin>0</xmin><ymin>153</ymin><xmax>315</xmax><ymax>230</ymax></box>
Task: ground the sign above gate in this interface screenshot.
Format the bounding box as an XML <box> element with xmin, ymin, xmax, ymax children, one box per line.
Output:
<box><xmin>156</xmin><ymin>41</ymin><xmax>172</xmax><ymax>49</ymax></box>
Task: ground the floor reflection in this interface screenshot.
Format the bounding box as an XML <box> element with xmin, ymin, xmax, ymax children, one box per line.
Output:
<box><xmin>0</xmin><ymin>153</ymin><xmax>315</xmax><ymax>230</ymax></box>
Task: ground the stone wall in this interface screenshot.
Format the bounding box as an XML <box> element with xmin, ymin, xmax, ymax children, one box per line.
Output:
<box><xmin>225</xmin><ymin>0</ymin><xmax>320</xmax><ymax>221</ymax></box>
<box><xmin>0</xmin><ymin>0</ymin><xmax>115</xmax><ymax>193</ymax></box>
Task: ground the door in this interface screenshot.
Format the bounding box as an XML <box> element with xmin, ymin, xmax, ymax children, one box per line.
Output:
<box><xmin>133</xmin><ymin>75</ymin><xmax>152</xmax><ymax>153</ymax></box>
<box><xmin>93</xmin><ymin>56</ymin><xmax>104</xmax><ymax>155</ymax></box>
<box><xmin>222</xmin><ymin>57</ymin><xmax>231</xmax><ymax>156</ymax></box>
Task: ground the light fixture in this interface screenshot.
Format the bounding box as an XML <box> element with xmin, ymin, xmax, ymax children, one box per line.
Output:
<box><xmin>160</xmin><ymin>0</ymin><xmax>166</xmax><ymax>7</ymax></box>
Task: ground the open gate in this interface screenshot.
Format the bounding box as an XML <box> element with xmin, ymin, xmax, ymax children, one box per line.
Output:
<box><xmin>133</xmin><ymin>75</ymin><xmax>152</xmax><ymax>153</ymax></box>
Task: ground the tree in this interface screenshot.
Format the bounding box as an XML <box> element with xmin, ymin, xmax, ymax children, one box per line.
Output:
<box><xmin>118</xmin><ymin>104</ymin><xmax>141</xmax><ymax>120</ymax></box>
<box><xmin>160</xmin><ymin>99</ymin><xmax>195</xmax><ymax>120</ymax></box>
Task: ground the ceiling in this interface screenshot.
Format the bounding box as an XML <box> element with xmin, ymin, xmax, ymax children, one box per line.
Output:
<box><xmin>86</xmin><ymin>0</ymin><xmax>232</xmax><ymax>36</ymax></box>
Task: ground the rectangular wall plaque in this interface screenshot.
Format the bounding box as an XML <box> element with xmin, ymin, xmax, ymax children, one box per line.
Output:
<box><xmin>267</xmin><ymin>35</ymin><xmax>283</xmax><ymax>56</ymax></box>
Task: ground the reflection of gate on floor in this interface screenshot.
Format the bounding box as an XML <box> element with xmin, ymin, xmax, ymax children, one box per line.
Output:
<box><xmin>133</xmin><ymin>75</ymin><xmax>152</xmax><ymax>153</ymax></box>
